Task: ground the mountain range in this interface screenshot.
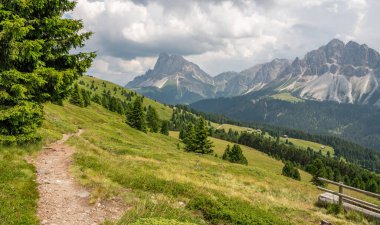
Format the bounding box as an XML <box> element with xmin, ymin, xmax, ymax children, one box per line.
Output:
<box><xmin>127</xmin><ymin>39</ymin><xmax>380</xmax><ymax>106</ymax></box>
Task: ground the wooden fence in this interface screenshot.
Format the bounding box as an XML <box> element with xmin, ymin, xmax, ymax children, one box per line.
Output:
<box><xmin>317</xmin><ymin>177</ymin><xmax>380</xmax><ymax>219</ymax></box>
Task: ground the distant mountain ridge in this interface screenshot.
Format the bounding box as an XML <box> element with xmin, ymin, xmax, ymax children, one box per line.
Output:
<box><xmin>127</xmin><ymin>39</ymin><xmax>380</xmax><ymax>105</ymax></box>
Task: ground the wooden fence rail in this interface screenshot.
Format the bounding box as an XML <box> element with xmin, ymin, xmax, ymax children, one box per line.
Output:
<box><xmin>318</xmin><ymin>177</ymin><xmax>380</xmax><ymax>199</ymax></box>
<box><xmin>317</xmin><ymin>177</ymin><xmax>380</xmax><ymax>219</ymax></box>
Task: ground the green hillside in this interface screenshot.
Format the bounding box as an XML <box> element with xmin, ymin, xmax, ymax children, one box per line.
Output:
<box><xmin>270</xmin><ymin>92</ymin><xmax>305</xmax><ymax>103</ymax></box>
<box><xmin>281</xmin><ymin>137</ymin><xmax>335</xmax><ymax>156</ymax></box>
<box><xmin>212</xmin><ymin>122</ymin><xmax>335</xmax><ymax>156</ymax></box>
<box><xmin>80</xmin><ymin>76</ymin><xmax>173</xmax><ymax>120</ymax></box>
<box><xmin>0</xmin><ymin>77</ymin><xmax>373</xmax><ymax>225</ymax></box>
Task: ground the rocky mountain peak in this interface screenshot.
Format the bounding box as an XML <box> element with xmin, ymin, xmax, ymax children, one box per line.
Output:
<box><xmin>326</xmin><ymin>38</ymin><xmax>345</xmax><ymax>48</ymax></box>
<box><xmin>153</xmin><ymin>53</ymin><xmax>191</xmax><ymax>75</ymax></box>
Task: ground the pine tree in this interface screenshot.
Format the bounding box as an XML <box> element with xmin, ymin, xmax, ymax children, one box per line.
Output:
<box><xmin>126</xmin><ymin>96</ymin><xmax>146</xmax><ymax>132</ymax></box>
<box><xmin>160</xmin><ymin>121</ymin><xmax>170</xmax><ymax>136</ymax></box>
<box><xmin>147</xmin><ymin>106</ymin><xmax>160</xmax><ymax>132</ymax></box>
<box><xmin>233</xmin><ymin>144</ymin><xmax>247</xmax><ymax>165</ymax></box>
<box><xmin>311</xmin><ymin>159</ymin><xmax>327</xmax><ymax>186</ymax></box>
<box><xmin>194</xmin><ymin>117</ymin><xmax>213</xmax><ymax>154</ymax></box>
<box><xmin>184</xmin><ymin>123</ymin><xmax>196</xmax><ymax>152</ymax></box>
<box><xmin>70</xmin><ymin>84</ymin><xmax>84</xmax><ymax>107</ymax></box>
<box><xmin>0</xmin><ymin>1</ymin><xmax>94</xmax><ymax>144</ymax></box>
<box><xmin>92</xmin><ymin>94</ymin><xmax>101</xmax><ymax>104</ymax></box>
<box><xmin>222</xmin><ymin>144</ymin><xmax>248</xmax><ymax>165</ymax></box>
<box><xmin>179</xmin><ymin>128</ymin><xmax>185</xmax><ymax>140</ymax></box>
<box><xmin>222</xmin><ymin>145</ymin><xmax>231</xmax><ymax>161</ymax></box>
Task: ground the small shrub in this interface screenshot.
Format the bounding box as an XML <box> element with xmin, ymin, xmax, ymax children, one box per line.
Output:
<box><xmin>282</xmin><ymin>161</ymin><xmax>301</xmax><ymax>180</ymax></box>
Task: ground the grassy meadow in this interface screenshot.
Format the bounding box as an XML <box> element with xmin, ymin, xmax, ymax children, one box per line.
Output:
<box><xmin>58</xmin><ymin>103</ymin><xmax>373</xmax><ymax>224</ymax></box>
<box><xmin>80</xmin><ymin>76</ymin><xmax>173</xmax><ymax>120</ymax></box>
<box><xmin>213</xmin><ymin>123</ymin><xmax>254</xmax><ymax>133</ymax></box>
<box><xmin>283</xmin><ymin>137</ymin><xmax>335</xmax><ymax>156</ymax></box>
<box><xmin>0</xmin><ymin>145</ymin><xmax>40</xmax><ymax>225</ymax></box>
<box><xmin>0</xmin><ymin>77</ymin><xmax>376</xmax><ymax>225</ymax></box>
<box><xmin>270</xmin><ymin>92</ymin><xmax>305</xmax><ymax>103</ymax></box>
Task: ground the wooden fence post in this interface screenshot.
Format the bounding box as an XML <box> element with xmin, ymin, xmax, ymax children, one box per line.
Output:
<box><xmin>338</xmin><ymin>182</ymin><xmax>343</xmax><ymax>206</ymax></box>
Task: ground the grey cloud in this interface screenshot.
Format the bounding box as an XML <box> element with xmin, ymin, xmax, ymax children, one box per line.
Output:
<box><xmin>73</xmin><ymin>0</ymin><xmax>380</xmax><ymax>84</ymax></box>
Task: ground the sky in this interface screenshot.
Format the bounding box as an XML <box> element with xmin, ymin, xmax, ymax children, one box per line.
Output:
<box><xmin>71</xmin><ymin>0</ymin><xmax>380</xmax><ymax>85</ymax></box>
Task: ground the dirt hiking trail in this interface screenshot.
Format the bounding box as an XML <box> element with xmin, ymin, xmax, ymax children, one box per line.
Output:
<box><xmin>30</xmin><ymin>130</ymin><xmax>125</xmax><ymax>225</ymax></box>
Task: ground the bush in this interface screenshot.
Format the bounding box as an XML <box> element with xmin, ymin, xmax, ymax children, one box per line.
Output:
<box><xmin>282</xmin><ymin>161</ymin><xmax>301</xmax><ymax>180</ymax></box>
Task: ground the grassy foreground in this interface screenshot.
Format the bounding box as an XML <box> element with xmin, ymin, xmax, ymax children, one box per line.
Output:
<box><xmin>0</xmin><ymin>77</ymin><xmax>374</xmax><ymax>225</ymax></box>
<box><xmin>0</xmin><ymin>145</ymin><xmax>40</xmax><ymax>225</ymax></box>
<box><xmin>54</xmin><ymin>103</ymin><xmax>370</xmax><ymax>224</ymax></box>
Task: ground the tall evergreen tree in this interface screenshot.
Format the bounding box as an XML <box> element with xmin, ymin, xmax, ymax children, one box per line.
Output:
<box><xmin>160</xmin><ymin>121</ymin><xmax>170</xmax><ymax>136</ymax></box>
<box><xmin>126</xmin><ymin>96</ymin><xmax>146</xmax><ymax>132</ymax></box>
<box><xmin>0</xmin><ymin>0</ymin><xmax>95</xmax><ymax>144</ymax></box>
<box><xmin>184</xmin><ymin>123</ymin><xmax>196</xmax><ymax>152</ymax></box>
<box><xmin>147</xmin><ymin>106</ymin><xmax>160</xmax><ymax>132</ymax></box>
<box><xmin>179</xmin><ymin>128</ymin><xmax>185</xmax><ymax>140</ymax></box>
<box><xmin>193</xmin><ymin>117</ymin><xmax>213</xmax><ymax>154</ymax></box>
<box><xmin>222</xmin><ymin>145</ymin><xmax>232</xmax><ymax>161</ymax></box>
<box><xmin>311</xmin><ymin>159</ymin><xmax>327</xmax><ymax>187</ymax></box>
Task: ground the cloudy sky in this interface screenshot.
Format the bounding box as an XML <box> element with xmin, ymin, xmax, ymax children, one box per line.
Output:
<box><xmin>71</xmin><ymin>0</ymin><xmax>380</xmax><ymax>85</ymax></box>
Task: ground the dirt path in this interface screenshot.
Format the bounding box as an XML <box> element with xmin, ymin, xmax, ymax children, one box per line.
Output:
<box><xmin>31</xmin><ymin>130</ymin><xmax>125</xmax><ymax>225</ymax></box>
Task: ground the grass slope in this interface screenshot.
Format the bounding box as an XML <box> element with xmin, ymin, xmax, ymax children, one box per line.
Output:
<box><xmin>270</xmin><ymin>92</ymin><xmax>305</xmax><ymax>103</ymax></box>
<box><xmin>53</xmin><ymin>103</ymin><xmax>370</xmax><ymax>224</ymax></box>
<box><xmin>281</xmin><ymin>137</ymin><xmax>335</xmax><ymax>156</ymax></box>
<box><xmin>213</xmin><ymin>123</ymin><xmax>254</xmax><ymax>133</ymax></box>
<box><xmin>0</xmin><ymin>145</ymin><xmax>40</xmax><ymax>225</ymax></box>
<box><xmin>79</xmin><ymin>76</ymin><xmax>173</xmax><ymax>120</ymax></box>
<box><xmin>0</xmin><ymin>77</ymin><xmax>374</xmax><ymax>225</ymax></box>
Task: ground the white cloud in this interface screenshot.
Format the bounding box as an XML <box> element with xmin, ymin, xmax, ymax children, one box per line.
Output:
<box><xmin>71</xmin><ymin>0</ymin><xmax>380</xmax><ymax>84</ymax></box>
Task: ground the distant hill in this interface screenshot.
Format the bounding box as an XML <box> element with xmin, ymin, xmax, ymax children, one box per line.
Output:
<box><xmin>127</xmin><ymin>39</ymin><xmax>380</xmax><ymax>106</ymax></box>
